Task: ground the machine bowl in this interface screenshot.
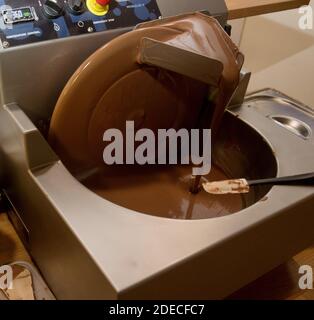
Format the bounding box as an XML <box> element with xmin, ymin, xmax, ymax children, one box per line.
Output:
<box><xmin>75</xmin><ymin>111</ymin><xmax>278</xmax><ymax>220</ymax></box>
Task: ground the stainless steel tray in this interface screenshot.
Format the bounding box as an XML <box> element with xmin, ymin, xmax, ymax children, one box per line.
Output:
<box><xmin>230</xmin><ymin>88</ymin><xmax>314</xmax><ymax>142</ymax></box>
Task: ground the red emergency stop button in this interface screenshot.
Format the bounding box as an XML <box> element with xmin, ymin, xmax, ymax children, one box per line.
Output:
<box><xmin>96</xmin><ymin>0</ymin><xmax>110</xmax><ymax>5</ymax></box>
<box><xmin>86</xmin><ymin>0</ymin><xmax>109</xmax><ymax>16</ymax></box>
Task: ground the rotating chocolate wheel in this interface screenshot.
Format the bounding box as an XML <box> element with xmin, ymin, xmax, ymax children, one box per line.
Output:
<box><xmin>49</xmin><ymin>32</ymin><xmax>209</xmax><ymax>172</ymax></box>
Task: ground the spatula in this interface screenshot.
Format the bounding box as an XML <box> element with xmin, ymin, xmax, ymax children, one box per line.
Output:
<box><xmin>202</xmin><ymin>172</ymin><xmax>314</xmax><ymax>195</ymax></box>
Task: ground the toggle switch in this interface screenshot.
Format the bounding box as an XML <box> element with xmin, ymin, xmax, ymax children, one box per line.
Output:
<box><xmin>86</xmin><ymin>0</ymin><xmax>110</xmax><ymax>16</ymax></box>
<box><xmin>67</xmin><ymin>0</ymin><xmax>85</xmax><ymax>15</ymax></box>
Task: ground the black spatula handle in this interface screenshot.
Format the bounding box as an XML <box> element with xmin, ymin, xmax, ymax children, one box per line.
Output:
<box><xmin>248</xmin><ymin>172</ymin><xmax>314</xmax><ymax>187</ymax></box>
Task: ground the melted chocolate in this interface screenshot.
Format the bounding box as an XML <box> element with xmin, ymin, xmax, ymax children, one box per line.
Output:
<box><xmin>81</xmin><ymin>164</ymin><xmax>244</xmax><ymax>220</ymax></box>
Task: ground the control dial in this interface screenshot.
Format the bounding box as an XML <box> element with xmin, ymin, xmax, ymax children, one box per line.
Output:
<box><xmin>68</xmin><ymin>0</ymin><xmax>85</xmax><ymax>15</ymax></box>
<box><xmin>43</xmin><ymin>0</ymin><xmax>64</xmax><ymax>18</ymax></box>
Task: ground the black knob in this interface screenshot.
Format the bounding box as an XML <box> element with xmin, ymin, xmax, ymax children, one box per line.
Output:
<box><xmin>67</xmin><ymin>0</ymin><xmax>85</xmax><ymax>15</ymax></box>
<box><xmin>43</xmin><ymin>0</ymin><xmax>64</xmax><ymax>19</ymax></box>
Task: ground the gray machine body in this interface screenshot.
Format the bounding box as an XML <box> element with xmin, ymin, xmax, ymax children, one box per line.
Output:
<box><xmin>0</xmin><ymin>0</ymin><xmax>314</xmax><ymax>299</ymax></box>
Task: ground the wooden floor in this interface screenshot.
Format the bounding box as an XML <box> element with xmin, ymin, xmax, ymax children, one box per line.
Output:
<box><xmin>0</xmin><ymin>210</ymin><xmax>314</xmax><ymax>300</ymax></box>
<box><xmin>0</xmin><ymin>212</ymin><xmax>31</xmax><ymax>266</ymax></box>
<box><xmin>226</xmin><ymin>0</ymin><xmax>310</xmax><ymax>20</ymax></box>
<box><xmin>230</xmin><ymin>248</ymin><xmax>314</xmax><ymax>300</ymax></box>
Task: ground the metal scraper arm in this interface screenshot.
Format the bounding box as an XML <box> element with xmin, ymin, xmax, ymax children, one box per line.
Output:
<box><xmin>137</xmin><ymin>37</ymin><xmax>223</xmax><ymax>86</ymax></box>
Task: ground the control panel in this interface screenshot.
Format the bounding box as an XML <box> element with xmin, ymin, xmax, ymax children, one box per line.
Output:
<box><xmin>0</xmin><ymin>0</ymin><xmax>161</xmax><ymax>48</ymax></box>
